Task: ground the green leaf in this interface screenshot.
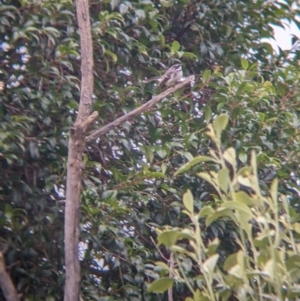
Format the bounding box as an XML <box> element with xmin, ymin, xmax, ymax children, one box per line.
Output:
<box><xmin>101</xmin><ymin>190</ymin><xmax>117</xmax><ymax>200</ymax></box>
<box><xmin>104</xmin><ymin>49</ymin><xmax>118</xmax><ymax>63</ymax></box>
<box><xmin>234</xmin><ymin>191</ymin><xmax>262</xmax><ymax>207</ymax></box>
<box><xmin>142</xmin><ymin>146</ymin><xmax>154</xmax><ymax>163</ymax></box>
<box><xmin>270</xmin><ymin>178</ymin><xmax>278</xmax><ymax>202</ymax></box>
<box><xmin>202</xmin><ymin>69</ymin><xmax>211</xmax><ymax>83</ymax></box>
<box><xmin>223</xmin><ymin>147</ymin><xmax>236</xmax><ymax>169</ymax></box>
<box><xmin>237</xmin><ymin>166</ymin><xmax>252</xmax><ymax>187</ymax></box>
<box><xmin>171</xmin><ymin>40</ymin><xmax>180</xmax><ymax>55</ymax></box>
<box><xmin>262</xmin><ymin>259</ymin><xmax>276</xmax><ymax>280</ymax></box>
<box><xmin>147</xmin><ymin>277</ymin><xmax>174</xmax><ymax>293</ymax></box>
<box><xmin>241</xmin><ymin>58</ymin><xmax>249</xmax><ymax>70</ymax></box>
<box><xmin>155</xmin><ymin>261</ymin><xmax>170</xmax><ymax>271</ymax></box>
<box><xmin>213</xmin><ymin>114</ymin><xmax>229</xmax><ymax>138</ymax></box>
<box><xmin>181</xmin><ymin>52</ymin><xmax>198</xmax><ymax>60</ymax></box>
<box><xmin>170</xmin><ymin>245</ymin><xmax>191</xmax><ymax>254</ymax></box>
<box><xmin>193</xmin><ymin>289</ymin><xmax>203</xmax><ymax>301</ymax></box>
<box><xmin>220</xmin><ymin>201</ymin><xmax>253</xmax><ymax>219</ymax></box>
<box><xmin>159</xmin><ymin>0</ymin><xmax>173</xmax><ymax>8</ymax></box>
<box><xmin>223</xmin><ymin>252</ymin><xmax>238</xmax><ymax>271</ymax></box>
<box><xmin>199</xmin><ymin>206</ymin><xmax>215</xmax><ymax>218</ymax></box>
<box><xmin>144</xmin><ymin>171</ymin><xmax>165</xmax><ymax>179</ymax></box>
<box><xmin>206</xmin><ymin>238</ymin><xmax>220</xmax><ymax>256</ymax></box>
<box><xmin>286</xmin><ymin>255</ymin><xmax>300</xmax><ymax>271</ymax></box>
<box><xmin>238</xmin><ymin>152</ymin><xmax>247</xmax><ymax>163</ymax></box>
<box><xmin>205</xmin><ymin>106</ymin><xmax>212</xmax><ymax>122</ymax></box>
<box><xmin>159</xmin><ymin>34</ymin><xmax>165</xmax><ymax>46</ymax></box>
<box><xmin>197</xmin><ymin>172</ymin><xmax>216</xmax><ymax>187</ymax></box>
<box><xmin>205</xmin><ymin>208</ymin><xmax>233</xmax><ymax>227</ymax></box>
<box><xmin>183</xmin><ymin>189</ymin><xmax>194</xmax><ymax>214</ymax></box>
<box><xmin>217</xmin><ymin>167</ymin><xmax>230</xmax><ymax>193</ymax></box>
<box><xmin>227</xmin><ymin>264</ymin><xmax>244</xmax><ymax>279</ymax></box>
<box><xmin>161</xmin><ymin>162</ymin><xmax>167</xmax><ymax>174</ymax></box>
<box><xmin>157</xmin><ymin>230</ymin><xmax>180</xmax><ymax>247</ymax></box>
<box><xmin>156</xmin><ymin>148</ymin><xmax>167</xmax><ymax>158</ymax></box>
<box><xmin>175</xmin><ymin>156</ymin><xmax>216</xmax><ymax>176</ymax></box>
<box><xmin>293</xmin><ymin>223</ymin><xmax>300</xmax><ymax>234</ymax></box>
<box><xmin>202</xmin><ymin>254</ymin><xmax>219</xmax><ymax>274</ymax></box>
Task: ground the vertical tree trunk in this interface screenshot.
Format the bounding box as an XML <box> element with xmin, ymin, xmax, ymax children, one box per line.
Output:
<box><xmin>0</xmin><ymin>252</ymin><xmax>19</xmax><ymax>301</ymax></box>
<box><xmin>64</xmin><ymin>0</ymin><xmax>94</xmax><ymax>300</ymax></box>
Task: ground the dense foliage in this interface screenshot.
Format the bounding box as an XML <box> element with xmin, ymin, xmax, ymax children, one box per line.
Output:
<box><xmin>150</xmin><ymin>115</ymin><xmax>300</xmax><ymax>300</ymax></box>
<box><xmin>0</xmin><ymin>0</ymin><xmax>299</xmax><ymax>300</ymax></box>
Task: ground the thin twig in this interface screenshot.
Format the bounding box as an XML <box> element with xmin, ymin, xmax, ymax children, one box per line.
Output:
<box><xmin>168</xmin><ymin>253</ymin><xmax>174</xmax><ymax>301</ymax></box>
<box><xmin>150</xmin><ymin>236</ymin><xmax>174</xmax><ymax>301</ymax></box>
<box><xmin>150</xmin><ymin>236</ymin><xmax>169</xmax><ymax>261</ymax></box>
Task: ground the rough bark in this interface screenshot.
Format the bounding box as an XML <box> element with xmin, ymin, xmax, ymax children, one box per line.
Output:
<box><xmin>63</xmin><ymin>0</ymin><xmax>94</xmax><ymax>299</ymax></box>
<box><xmin>0</xmin><ymin>252</ymin><xmax>19</xmax><ymax>301</ymax></box>
<box><xmin>63</xmin><ymin>2</ymin><xmax>193</xmax><ymax>301</ymax></box>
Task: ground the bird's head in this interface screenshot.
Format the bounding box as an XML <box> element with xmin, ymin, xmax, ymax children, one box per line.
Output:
<box><xmin>170</xmin><ymin>64</ymin><xmax>182</xmax><ymax>71</ymax></box>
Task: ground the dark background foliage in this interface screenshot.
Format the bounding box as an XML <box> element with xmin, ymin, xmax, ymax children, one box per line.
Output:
<box><xmin>0</xmin><ymin>0</ymin><xmax>299</xmax><ymax>300</ymax></box>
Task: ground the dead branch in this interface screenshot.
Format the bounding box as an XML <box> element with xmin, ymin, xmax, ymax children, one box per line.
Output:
<box><xmin>85</xmin><ymin>75</ymin><xmax>194</xmax><ymax>142</ymax></box>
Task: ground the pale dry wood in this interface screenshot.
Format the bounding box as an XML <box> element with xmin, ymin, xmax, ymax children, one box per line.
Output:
<box><xmin>64</xmin><ymin>0</ymin><xmax>94</xmax><ymax>300</ymax></box>
<box><xmin>64</xmin><ymin>3</ymin><xmax>193</xmax><ymax>300</ymax></box>
<box><xmin>168</xmin><ymin>253</ymin><xmax>174</xmax><ymax>301</ymax></box>
<box><xmin>86</xmin><ymin>76</ymin><xmax>194</xmax><ymax>142</ymax></box>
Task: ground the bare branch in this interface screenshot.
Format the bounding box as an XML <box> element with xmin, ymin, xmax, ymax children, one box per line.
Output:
<box><xmin>85</xmin><ymin>111</ymin><xmax>99</xmax><ymax>128</ymax></box>
<box><xmin>86</xmin><ymin>75</ymin><xmax>194</xmax><ymax>142</ymax></box>
<box><xmin>168</xmin><ymin>253</ymin><xmax>174</xmax><ymax>301</ymax></box>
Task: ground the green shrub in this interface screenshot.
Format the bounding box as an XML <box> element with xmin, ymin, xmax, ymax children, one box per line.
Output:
<box><xmin>149</xmin><ymin>115</ymin><xmax>300</xmax><ymax>301</ymax></box>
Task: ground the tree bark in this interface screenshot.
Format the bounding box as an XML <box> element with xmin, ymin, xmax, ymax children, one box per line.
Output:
<box><xmin>63</xmin><ymin>0</ymin><xmax>94</xmax><ymax>300</ymax></box>
<box><xmin>0</xmin><ymin>252</ymin><xmax>19</xmax><ymax>301</ymax></box>
<box><xmin>63</xmin><ymin>2</ymin><xmax>194</xmax><ymax>301</ymax></box>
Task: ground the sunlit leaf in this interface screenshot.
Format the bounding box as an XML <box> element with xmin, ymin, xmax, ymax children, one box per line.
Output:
<box><xmin>157</xmin><ymin>230</ymin><xmax>180</xmax><ymax>247</ymax></box>
<box><xmin>183</xmin><ymin>189</ymin><xmax>194</xmax><ymax>214</ymax></box>
<box><xmin>147</xmin><ymin>277</ymin><xmax>174</xmax><ymax>293</ymax></box>
<box><xmin>213</xmin><ymin>114</ymin><xmax>229</xmax><ymax>138</ymax></box>
<box><xmin>202</xmin><ymin>69</ymin><xmax>211</xmax><ymax>83</ymax></box>
<box><xmin>202</xmin><ymin>254</ymin><xmax>219</xmax><ymax>274</ymax></box>
<box><xmin>241</xmin><ymin>58</ymin><xmax>249</xmax><ymax>70</ymax></box>
<box><xmin>174</xmin><ymin>156</ymin><xmax>216</xmax><ymax>176</ymax></box>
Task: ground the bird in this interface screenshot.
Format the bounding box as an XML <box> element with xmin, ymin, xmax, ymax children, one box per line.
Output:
<box><xmin>143</xmin><ymin>64</ymin><xmax>183</xmax><ymax>87</ymax></box>
<box><xmin>291</xmin><ymin>40</ymin><xmax>300</xmax><ymax>52</ymax></box>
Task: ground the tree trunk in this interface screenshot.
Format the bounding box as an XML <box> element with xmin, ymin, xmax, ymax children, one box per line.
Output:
<box><xmin>63</xmin><ymin>0</ymin><xmax>94</xmax><ymax>299</ymax></box>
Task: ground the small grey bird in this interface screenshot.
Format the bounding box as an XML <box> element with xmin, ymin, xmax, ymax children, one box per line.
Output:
<box><xmin>291</xmin><ymin>40</ymin><xmax>300</xmax><ymax>52</ymax></box>
<box><xmin>143</xmin><ymin>64</ymin><xmax>183</xmax><ymax>87</ymax></box>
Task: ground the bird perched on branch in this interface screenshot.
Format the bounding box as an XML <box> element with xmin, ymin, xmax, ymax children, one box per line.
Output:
<box><xmin>143</xmin><ymin>64</ymin><xmax>183</xmax><ymax>88</ymax></box>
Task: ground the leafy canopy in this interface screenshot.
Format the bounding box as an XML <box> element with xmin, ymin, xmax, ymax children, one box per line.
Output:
<box><xmin>0</xmin><ymin>0</ymin><xmax>299</xmax><ymax>300</ymax></box>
